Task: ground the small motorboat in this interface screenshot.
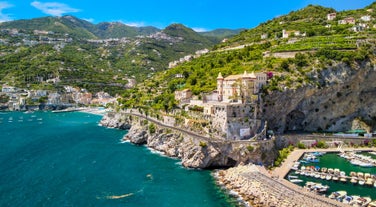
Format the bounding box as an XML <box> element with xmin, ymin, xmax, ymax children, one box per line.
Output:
<box><xmin>329</xmin><ymin>191</ymin><xmax>347</xmax><ymax>201</ymax></box>
<box><xmin>358</xmin><ymin>178</ymin><xmax>365</xmax><ymax>185</ymax></box>
<box><xmin>350</xmin><ymin>177</ymin><xmax>358</xmax><ymax>184</ymax></box>
<box><xmin>289</xmin><ymin>179</ymin><xmax>303</xmax><ymax>183</ymax></box>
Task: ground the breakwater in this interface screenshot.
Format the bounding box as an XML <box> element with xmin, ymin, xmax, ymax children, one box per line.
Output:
<box><xmin>215</xmin><ymin>165</ymin><xmax>344</xmax><ymax>207</ymax></box>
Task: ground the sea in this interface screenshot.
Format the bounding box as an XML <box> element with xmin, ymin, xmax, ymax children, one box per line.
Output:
<box><xmin>0</xmin><ymin>111</ymin><xmax>239</xmax><ymax>207</ymax></box>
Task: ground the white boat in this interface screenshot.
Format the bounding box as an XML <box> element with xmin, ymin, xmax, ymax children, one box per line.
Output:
<box><xmin>289</xmin><ymin>179</ymin><xmax>303</xmax><ymax>183</ymax></box>
<box><xmin>342</xmin><ymin>195</ymin><xmax>354</xmax><ymax>204</ymax></box>
<box><xmin>358</xmin><ymin>178</ymin><xmax>365</xmax><ymax>185</ymax></box>
<box><xmin>326</xmin><ymin>174</ymin><xmax>332</xmax><ymax>180</ymax></box>
<box><xmin>329</xmin><ymin>191</ymin><xmax>347</xmax><ymax>200</ymax></box>
<box><xmin>350</xmin><ymin>177</ymin><xmax>358</xmax><ymax>184</ymax></box>
<box><xmin>368</xmin><ymin>200</ymin><xmax>376</xmax><ymax>207</ymax></box>
<box><xmin>332</xmin><ymin>175</ymin><xmax>339</xmax><ymax>181</ymax></box>
<box><xmin>288</xmin><ymin>175</ymin><xmax>298</xmax><ymax>179</ymax></box>
<box><xmin>350</xmin><ymin>196</ymin><xmax>372</xmax><ymax>207</ymax></box>
<box><xmin>365</xmin><ymin>178</ymin><xmax>374</xmax><ymax>186</ymax></box>
<box><xmin>340</xmin><ymin>176</ymin><xmax>347</xmax><ymax>182</ymax></box>
<box><xmin>311</xmin><ymin>183</ymin><xmax>329</xmax><ymax>194</ymax></box>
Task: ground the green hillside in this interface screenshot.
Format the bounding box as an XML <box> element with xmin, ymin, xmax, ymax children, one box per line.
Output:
<box><xmin>0</xmin><ymin>20</ymin><xmax>219</xmax><ymax>95</ymax></box>
<box><xmin>117</xmin><ymin>3</ymin><xmax>376</xmax><ymax>111</ymax></box>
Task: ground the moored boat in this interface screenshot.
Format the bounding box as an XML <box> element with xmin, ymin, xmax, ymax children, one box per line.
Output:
<box><xmin>350</xmin><ymin>177</ymin><xmax>358</xmax><ymax>184</ymax></box>
<box><xmin>329</xmin><ymin>191</ymin><xmax>347</xmax><ymax>201</ymax></box>
<box><xmin>289</xmin><ymin>179</ymin><xmax>303</xmax><ymax>183</ymax></box>
<box><xmin>366</xmin><ymin>178</ymin><xmax>374</xmax><ymax>186</ymax></box>
<box><xmin>350</xmin><ymin>196</ymin><xmax>372</xmax><ymax>207</ymax></box>
<box><xmin>368</xmin><ymin>200</ymin><xmax>376</xmax><ymax>207</ymax></box>
<box><xmin>340</xmin><ymin>176</ymin><xmax>347</xmax><ymax>183</ymax></box>
<box><xmin>359</xmin><ymin>178</ymin><xmax>365</xmax><ymax>185</ymax></box>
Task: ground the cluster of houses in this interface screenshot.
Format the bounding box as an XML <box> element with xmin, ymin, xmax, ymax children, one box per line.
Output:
<box><xmin>327</xmin><ymin>11</ymin><xmax>374</xmax><ymax>32</ymax></box>
<box><xmin>174</xmin><ymin>71</ymin><xmax>270</xmax><ymax>140</ymax></box>
<box><xmin>0</xmin><ymin>84</ymin><xmax>117</xmax><ymax>111</ymax></box>
<box><xmin>260</xmin><ymin>10</ymin><xmax>375</xmax><ymax>40</ymax></box>
<box><xmin>168</xmin><ymin>49</ymin><xmax>209</xmax><ymax>68</ymax></box>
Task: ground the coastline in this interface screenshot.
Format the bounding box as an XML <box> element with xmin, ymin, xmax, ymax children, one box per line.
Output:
<box><xmin>77</xmin><ymin>107</ymin><xmax>110</xmax><ymax>116</ymax></box>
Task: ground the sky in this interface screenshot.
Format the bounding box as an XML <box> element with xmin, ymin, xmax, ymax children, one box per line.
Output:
<box><xmin>0</xmin><ymin>0</ymin><xmax>375</xmax><ymax>31</ymax></box>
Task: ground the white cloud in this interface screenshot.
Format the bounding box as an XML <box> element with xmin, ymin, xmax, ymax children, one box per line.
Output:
<box><xmin>192</xmin><ymin>27</ymin><xmax>208</xmax><ymax>32</ymax></box>
<box><xmin>121</xmin><ymin>21</ymin><xmax>145</xmax><ymax>27</ymax></box>
<box><xmin>0</xmin><ymin>2</ymin><xmax>13</xmax><ymax>23</ymax></box>
<box><xmin>31</xmin><ymin>1</ymin><xmax>80</xmax><ymax>17</ymax></box>
<box><xmin>83</xmin><ymin>18</ymin><xmax>94</xmax><ymax>23</ymax></box>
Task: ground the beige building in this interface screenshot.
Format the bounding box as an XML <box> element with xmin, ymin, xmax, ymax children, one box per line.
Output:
<box><xmin>217</xmin><ymin>71</ymin><xmax>267</xmax><ymax>103</ymax></box>
<box><xmin>174</xmin><ymin>89</ymin><xmax>192</xmax><ymax>103</ymax></box>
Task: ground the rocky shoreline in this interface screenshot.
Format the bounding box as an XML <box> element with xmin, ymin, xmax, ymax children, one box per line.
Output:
<box><xmin>100</xmin><ymin>112</ymin><xmax>277</xmax><ymax>169</ymax></box>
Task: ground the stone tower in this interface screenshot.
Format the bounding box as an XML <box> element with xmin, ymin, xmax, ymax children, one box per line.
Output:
<box><xmin>217</xmin><ymin>72</ymin><xmax>224</xmax><ymax>101</ymax></box>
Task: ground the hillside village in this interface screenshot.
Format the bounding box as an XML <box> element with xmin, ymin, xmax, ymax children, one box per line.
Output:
<box><xmin>0</xmin><ymin>84</ymin><xmax>119</xmax><ymax>111</ymax></box>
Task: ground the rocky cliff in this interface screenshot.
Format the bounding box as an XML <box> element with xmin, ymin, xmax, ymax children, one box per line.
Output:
<box><xmin>100</xmin><ymin>113</ymin><xmax>277</xmax><ymax>169</ymax></box>
<box><xmin>263</xmin><ymin>61</ymin><xmax>376</xmax><ymax>133</ymax></box>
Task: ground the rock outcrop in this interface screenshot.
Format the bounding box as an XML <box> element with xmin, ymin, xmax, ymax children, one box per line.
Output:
<box><xmin>263</xmin><ymin>61</ymin><xmax>376</xmax><ymax>133</ymax></box>
<box><xmin>100</xmin><ymin>112</ymin><xmax>132</xmax><ymax>130</ymax></box>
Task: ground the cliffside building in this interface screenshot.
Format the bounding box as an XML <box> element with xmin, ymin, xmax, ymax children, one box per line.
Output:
<box><xmin>217</xmin><ymin>71</ymin><xmax>267</xmax><ymax>103</ymax></box>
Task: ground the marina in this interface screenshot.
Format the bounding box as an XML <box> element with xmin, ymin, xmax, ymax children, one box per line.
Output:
<box><xmin>286</xmin><ymin>151</ymin><xmax>376</xmax><ymax>205</ymax></box>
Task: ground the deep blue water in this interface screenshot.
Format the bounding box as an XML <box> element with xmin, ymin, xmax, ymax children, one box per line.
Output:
<box><xmin>0</xmin><ymin>112</ymin><xmax>238</xmax><ymax>207</ymax></box>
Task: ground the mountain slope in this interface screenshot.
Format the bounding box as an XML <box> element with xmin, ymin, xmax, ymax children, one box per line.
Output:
<box><xmin>117</xmin><ymin>3</ymin><xmax>376</xmax><ymax>133</ymax></box>
<box><xmin>0</xmin><ymin>21</ymin><xmax>219</xmax><ymax>95</ymax></box>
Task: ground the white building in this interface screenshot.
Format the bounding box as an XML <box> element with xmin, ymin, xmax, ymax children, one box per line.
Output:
<box><xmin>327</xmin><ymin>13</ymin><xmax>337</xmax><ymax>21</ymax></box>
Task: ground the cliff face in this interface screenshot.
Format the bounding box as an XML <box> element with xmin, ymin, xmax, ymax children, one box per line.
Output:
<box><xmin>100</xmin><ymin>113</ymin><xmax>277</xmax><ymax>169</ymax></box>
<box><xmin>263</xmin><ymin>61</ymin><xmax>376</xmax><ymax>133</ymax></box>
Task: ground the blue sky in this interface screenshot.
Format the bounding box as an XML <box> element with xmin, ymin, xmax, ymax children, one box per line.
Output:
<box><xmin>0</xmin><ymin>0</ymin><xmax>375</xmax><ymax>31</ymax></box>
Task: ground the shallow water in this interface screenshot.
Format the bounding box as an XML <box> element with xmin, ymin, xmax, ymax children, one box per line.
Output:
<box><xmin>0</xmin><ymin>111</ymin><xmax>239</xmax><ymax>207</ymax></box>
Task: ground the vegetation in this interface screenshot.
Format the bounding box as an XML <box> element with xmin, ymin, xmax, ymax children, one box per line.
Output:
<box><xmin>148</xmin><ymin>123</ymin><xmax>156</xmax><ymax>134</ymax></box>
<box><xmin>199</xmin><ymin>141</ymin><xmax>208</xmax><ymax>148</ymax></box>
<box><xmin>274</xmin><ymin>145</ymin><xmax>294</xmax><ymax>167</ymax></box>
<box><xmin>247</xmin><ymin>145</ymin><xmax>255</xmax><ymax>152</ymax></box>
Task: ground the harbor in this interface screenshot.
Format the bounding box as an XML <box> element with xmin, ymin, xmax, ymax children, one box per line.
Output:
<box><xmin>284</xmin><ymin>149</ymin><xmax>376</xmax><ymax>206</ymax></box>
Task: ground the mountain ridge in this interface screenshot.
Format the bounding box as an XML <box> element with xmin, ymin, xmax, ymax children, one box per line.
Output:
<box><xmin>0</xmin><ymin>15</ymin><xmax>243</xmax><ymax>40</ymax></box>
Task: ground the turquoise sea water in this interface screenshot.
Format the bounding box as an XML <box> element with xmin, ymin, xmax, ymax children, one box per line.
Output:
<box><xmin>0</xmin><ymin>112</ymin><xmax>238</xmax><ymax>207</ymax></box>
<box><xmin>287</xmin><ymin>153</ymin><xmax>376</xmax><ymax>200</ymax></box>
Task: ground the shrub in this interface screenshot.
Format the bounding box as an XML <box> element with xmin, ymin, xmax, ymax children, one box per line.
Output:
<box><xmin>148</xmin><ymin>123</ymin><xmax>156</xmax><ymax>134</ymax></box>
<box><xmin>297</xmin><ymin>142</ymin><xmax>306</xmax><ymax>149</ymax></box>
<box><xmin>199</xmin><ymin>141</ymin><xmax>207</xmax><ymax>148</ymax></box>
<box><xmin>247</xmin><ymin>145</ymin><xmax>254</xmax><ymax>152</ymax></box>
<box><xmin>316</xmin><ymin>141</ymin><xmax>328</xmax><ymax>148</ymax></box>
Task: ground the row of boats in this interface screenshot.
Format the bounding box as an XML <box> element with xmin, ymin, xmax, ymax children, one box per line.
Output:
<box><xmin>328</xmin><ymin>190</ymin><xmax>374</xmax><ymax>207</ymax></box>
<box><xmin>303</xmin><ymin>181</ymin><xmax>376</xmax><ymax>206</ymax></box>
<box><xmin>293</xmin><ymin>165</ymin><xmax>376</xmax><ymax>187</ymax></box>
<box><xmin>339</xmin><ymin>152</ymin><xmax>376</xmax><ymax>168</ymax></box>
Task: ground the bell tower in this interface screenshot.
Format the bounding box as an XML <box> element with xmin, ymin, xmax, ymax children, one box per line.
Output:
<box><xmin>217</xmin><ymin>72</ymin><xmax>224</xmax><ymax>101</ymax></box>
